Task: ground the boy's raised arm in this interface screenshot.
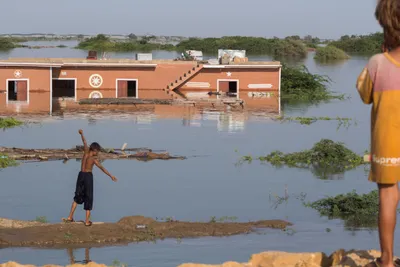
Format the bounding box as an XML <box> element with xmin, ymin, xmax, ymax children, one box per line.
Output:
<box><xmin>78</xmin><ymin>129</ymin><xmax>89</xmax><ymax>151</ymax></box>
<box><xmin>94</xmin><ymin>159</ymin><xmax>117</xmax><ymax>182</ymax></box>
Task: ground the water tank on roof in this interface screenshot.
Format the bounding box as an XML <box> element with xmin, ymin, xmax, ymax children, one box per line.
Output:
<box><xmin>136</xmin><ymin>53</ymin><xmax>152</xmax><ymax>60</ymax></box>
<box><xmin>87</xmin><ymin>50</ymin><xmax>97</xmax><ymax>60</ymax></box>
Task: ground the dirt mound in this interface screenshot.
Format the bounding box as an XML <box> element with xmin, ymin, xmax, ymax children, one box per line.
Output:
<box><xmin>0</xmin><ymin>216</ymin><xmax>290</xmax><ymax>248</ymax></box>
<box><xmin>117</xmin><ymin>215</ymin><xmax>157</xmax><ymax>226</ymax></box>
<box><xmin>0</xmin><ymin>218</ymin><xmax>45</xmax><ymax>229</ymax></box>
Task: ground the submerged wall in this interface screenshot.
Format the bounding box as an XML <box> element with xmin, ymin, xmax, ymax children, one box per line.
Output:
<box><xmin>0</xmin><ymin>67</ymin><xmax>51</xmax><ymax>114</ymax></box>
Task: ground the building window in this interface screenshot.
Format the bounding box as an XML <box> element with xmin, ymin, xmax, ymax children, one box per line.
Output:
<box><xmin>7</xmin><ymin>80</ymin><xmax>28</xmax><ymax>102</ymax></box>
<box><xmin>52</xmin><ymin>79</ymin><xmax>76</xmax><ymax>98</ymax></box>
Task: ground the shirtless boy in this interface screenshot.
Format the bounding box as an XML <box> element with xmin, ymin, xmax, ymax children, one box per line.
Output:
<box><xmin>63</xmin><ymin>129</ymin><xmax>117</xmax><ymax>226</ymax></box>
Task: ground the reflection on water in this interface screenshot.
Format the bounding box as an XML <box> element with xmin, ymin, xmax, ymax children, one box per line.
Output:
<box><xmin>67</xmin><ymin>247</ymin><xmax>92</xmax><ymax>265</ymax></box>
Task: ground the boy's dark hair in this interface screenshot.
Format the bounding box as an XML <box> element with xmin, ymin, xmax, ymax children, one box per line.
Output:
<box><xmin>89</xmin><ymin>142</ymin><xmax>101</xmax><ymax>152</ymax></box>
<box><xmin>375</xmin><ymin>0</ymin><xmax>400</xmax><ymax>50</ymax></box>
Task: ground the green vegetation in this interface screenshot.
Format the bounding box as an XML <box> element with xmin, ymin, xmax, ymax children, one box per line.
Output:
<box><xmin>238</xmin><ymin>139</ymin><xmax>365</xmax><ymax>179</ymax></box>
<box><xmin>314</xmin><ymin>46</ymin><xmax>350</xmax><ymax>61</ymax></box>
<box><xmin>0</xmin><ymin>117</ymin><xmax>23</xmax><ymax>129</ymax></box>
<box><xmin>328</xmin><ymin>32</ymin><xmax>383</xmax><ymax>54</ymax></box>
<box><xmin>0</xmin><ymin>37</ymin><xmax>18</xmax><ymax>50</ymax></box>
<box><xmin>209</xmin><ymin>216</ymin><xmax>238</xmax><ymax>223</ymax></box>
<box><xmin>77</xmin><ymin>34</ymin><xmax>175</xmax><ymax>52</ymax></box>
<box><xmin>0</xmin><ymin>154</ymin><xmax>18</xmax><ymax>169</ymax></box>
<box><xmin>0</xmin><ymin>118</ymin><xmax>22</xmax><ymax>169</ymax></box>
<box><xmin>176</xmin><ymin>36</ymin><xmax>307</xmax><ymax>57</ymax></box>
<box><xmin>281</xmin><ymin>64</ymin><xmax>343</xmax><ymax>102</ymax></box>
<box><xmin>272</xmin><ymin>39</ymin><xmax>308</xmax><ymax>58</ymax></box>
<box><xmin>305</xmin><ymin>190</ymin><xmax>385</xmax><ymax>228</ymax></box>
<box><xmin>112</xmin><ymin>259</ymin><xmax>128</xmax><ymax>267</ymax></box>
<box><xmin>35</xmin><ymin>216</ymin><xmax>48</xmax><ymax>223</ymax></box>
<box><xmin>64</xmin><ymin>231</ymin><xmax>72</xmax><ymax>240</ymax></box>
<box><xmin>276</xmin><ymin>116</ymin><xmax>353</xmax><ymax>128</ymax></box>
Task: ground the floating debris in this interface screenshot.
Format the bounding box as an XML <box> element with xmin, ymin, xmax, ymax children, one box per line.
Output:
<box><xmin>0</xmin><ymin>145</ymin><xmax>185</xmax><ymax>162</ymax></box>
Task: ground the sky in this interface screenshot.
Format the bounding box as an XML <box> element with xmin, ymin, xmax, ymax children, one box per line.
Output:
<box><xmin>0</xmin><ymin>0</ymin><xmax>382</xmax><ymax>39</ymax></box>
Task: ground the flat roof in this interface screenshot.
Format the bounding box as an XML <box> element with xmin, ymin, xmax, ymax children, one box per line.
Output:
<box><xmin>0</xmin><ymin>58</ymin><xmax>281</xmax><ymax>68</ymax></box>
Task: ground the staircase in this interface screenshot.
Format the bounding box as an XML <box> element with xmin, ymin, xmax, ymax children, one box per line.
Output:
<box><xmin>163</xmin><ymin>63</ymin><xmax>203</xmax><ymax>100</ymax></box>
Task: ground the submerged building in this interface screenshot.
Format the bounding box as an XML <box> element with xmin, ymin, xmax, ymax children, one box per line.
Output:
<box><xmin>0</xmin><ymin>55</ymin><xmax>281</xmax><ymax>115</ymax></box>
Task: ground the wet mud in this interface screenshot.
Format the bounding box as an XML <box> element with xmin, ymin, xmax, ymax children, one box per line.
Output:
<box><xmin>0</xmin><ymin>216</ymin><xmax>291</xmax><ymax>248</ymax></box>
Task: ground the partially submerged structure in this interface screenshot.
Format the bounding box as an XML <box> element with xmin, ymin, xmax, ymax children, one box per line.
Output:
<box><xmin>0</xmin><ymin>52</ymin><xmax>281</xmax><ymax>115</ymax></box>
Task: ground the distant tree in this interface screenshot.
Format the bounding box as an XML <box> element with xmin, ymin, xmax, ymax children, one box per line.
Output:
<box><xmin>128</xmin><ymin>33</ymin><xmax>137</xmax><ymax>40</ymax></box>
<box><xmin>77</xmin><ymin>34</ymin><xmax>84</xmax><ymax>40</ymax></box>
<box><xmin>340</xmin><ymin>35</ymin><xmax>350</xmax><ymax>41</ymax></box>
<box><xmin>95</xmin><ymin>34</ymin><xmax>108</xmax><ymax>41</ymax></box>
<box><xmin>139</xmin><ymin>35</ymin><xmax>154</xmax><ymax>44</ymax></box>
<box><xmin>285</xmin><ymin>35</ymin><xmax>301</xmax><ymax>41</ymax></box>
<box><xmin>304</xmin><ymin>35</ymin><xmax>313</xmax><ymax>42</ymax></box>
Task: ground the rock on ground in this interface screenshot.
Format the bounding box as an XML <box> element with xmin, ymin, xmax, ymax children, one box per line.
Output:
<box><xmin>178</xmin><ymin>249</ymin><xmax>396</xmax><ymax>267</ymax></box>
<box><xmin>0</xmin><ymin>249</ymin><xmax>395</xmax><ymax>267</ymax></box>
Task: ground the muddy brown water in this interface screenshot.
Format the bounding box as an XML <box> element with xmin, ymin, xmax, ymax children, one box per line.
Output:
<box><xmin>0</xmin><ymin>44</ymin><xmax>383</xmax><ymax>266</ymax></box>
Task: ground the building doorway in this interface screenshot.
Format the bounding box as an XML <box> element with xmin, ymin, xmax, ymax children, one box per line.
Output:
<box><xmin>116</xmin><ymin>79</ymin><xmax>138</xmax><ymax>98</ymax></box>
<box><xmin>7</xmin><ymin>79</ymin><xmax>28</xmax><ymax>103</ymax></box>
<box><xmin>218</xmin><ymin>80</ymin><xmax>239</xmax><ymax>98</ymax></box>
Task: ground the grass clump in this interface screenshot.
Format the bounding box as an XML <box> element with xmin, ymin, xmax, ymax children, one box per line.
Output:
<box><xmin>314</xmin><ymin>46</ymin><xmax>350</xmax><ymax>61</ymax></box>
<box><xmin>305</xmin><ymin>190</ymin><xmax>384</xmax><ymax>228</ymax></box>
<box><xmin>35</xmin><ymin>216</ymin><xmax>48</xmax><ymax>223</ymax></box>
<box><xmin>262</xmin><ymin>139</ymin><xmax>364</xmax><ymax>171</ymax></box>
<box><xmin>239</xmin><ymin>139</ymin><xmax>365</xmax><ymax>179</ymax></box>
<box><xmin>281</xmin><ymin>64</ymin><xmax>344</xmax><ymax>102</ymax></box>
<box><xmin>276</xmin><ymin>116</ymin><xmax>354</xmax><ymax>128</ymax></box>
<box><xmin>0</xmin><ymin>154</ymin><xmax>18</xmax><ymax>169</ymax></box>
<box><xmin>0</xmin><ymin>117</ymin><xmax>23</xmax><ymax>129</ymax></box>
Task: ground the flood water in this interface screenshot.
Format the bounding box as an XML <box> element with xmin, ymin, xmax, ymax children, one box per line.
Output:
<box><xmin>0</xmin><ymin>42</ymin><xmax>380</xmax><ymax>266</ymax></box>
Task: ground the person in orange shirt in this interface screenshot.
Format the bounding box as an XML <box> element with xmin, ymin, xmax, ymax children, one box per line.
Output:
<box><xmin>357</xmin><ymin>1</ymin><xmax>400</xmax><ymax>266</ymax></box>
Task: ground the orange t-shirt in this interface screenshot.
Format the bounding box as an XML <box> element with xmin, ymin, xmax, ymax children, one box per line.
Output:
<box><xmin>357</xmin><ymin>52</ymin><xmax>400</xmax><ymax>184</ymax></box>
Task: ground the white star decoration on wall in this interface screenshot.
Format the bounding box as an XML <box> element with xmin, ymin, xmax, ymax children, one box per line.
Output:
<box><xmin>226</xmin><ymin>72</ymin><xmax>232</xmax><ymax>77</ymax></box>
<box><xmin>89</xmin><ymin>74</ymin><xmax>103</xmax><ymax>88</ymax></box>
<box><xmin>14</xmin><ymin>70</ymin><xmax>22</xmax><ymax>78</ymax></box>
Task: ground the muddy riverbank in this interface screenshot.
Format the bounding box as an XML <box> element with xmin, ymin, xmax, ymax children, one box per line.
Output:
<box><xmin>0</xmin><ymin>216</ymin><xmax>290</xmax><ymax>248</ymax></box>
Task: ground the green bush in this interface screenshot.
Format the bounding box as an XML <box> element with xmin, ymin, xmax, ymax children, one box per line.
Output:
<box><xmin>177</xmin><ymin>36</ymin><xmax>307</xmax><ymax>57</ymax></box>
<box><xmin>315</xmin><ymin>46</ymin><xmax>350</xmax><ymax>61</ymax></box>
<box><xmin>328</xmin><ymin>32</ymin><xmax>383</xmax><ymax>53</ymax></box>
<box><xmin>281</xmin><ymin>64</ymin><xmax>342</xmax><ymax>101</ymax></box>
<box><xmin>306</xmin><ymin>190</ymin><xmax>383</xmax><ymax>228</ymax></box>
<box><xmin>77</xmin><ymin>34</ymin><xmax>175</xmax><ymax>52</ymax></box>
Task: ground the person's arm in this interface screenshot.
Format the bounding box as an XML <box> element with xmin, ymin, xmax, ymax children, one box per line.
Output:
<box><xmin>356</xmin><ymin>54</ymin><xmax>380</xmax><ymax>105</ymax></box>
<box><xmin>94</xmin><ymin>159</ymin><xmax>117</xmax><ymax>182</ymax></box>
<box><xmin>78</xmin><ymin>129</ymin><xmax>89</xmax><ymax>152</ymax></box>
